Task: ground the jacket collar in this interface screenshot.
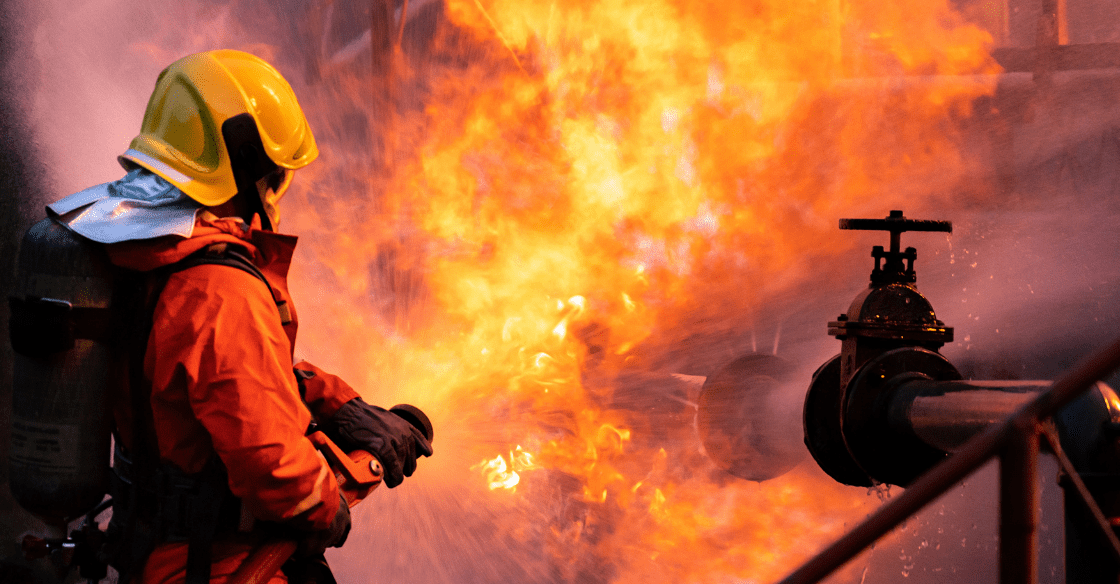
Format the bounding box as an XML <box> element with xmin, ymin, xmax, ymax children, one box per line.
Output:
<box><xmin>106</xmin><ymin>214</ymin><xmax>298</xmax><ymax>278</ymax></box>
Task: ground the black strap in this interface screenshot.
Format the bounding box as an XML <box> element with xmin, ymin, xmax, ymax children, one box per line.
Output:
<box><xmin>110</xmin><ymin>267</ymin><xmax>161</xmax><ymax>584</ymax></box>
<box><xmin>184</xmin><ymin>461</ymin><xmax>234</xmax><ymax>584</ymax></box>
<box><xmin>8</xmin><ymin>297</ymin><xmax>115</xmax><ymax>356</ymax></box>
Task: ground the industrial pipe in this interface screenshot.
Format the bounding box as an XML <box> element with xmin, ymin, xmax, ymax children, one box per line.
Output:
<box><xmin>891</xmin><ymin>380</ymin><xmax>1050</xmax><ymax>452</ymax></box>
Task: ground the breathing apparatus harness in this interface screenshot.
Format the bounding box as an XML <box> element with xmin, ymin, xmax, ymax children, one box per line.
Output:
<box><xmin>12</xmin><ymin>230</ymin><xmax>293</xmax><ymax>584</ymax></box>
<box><xmin>13</xmin><ymin>240</ymin><xmax>289</xmax><ymax>584</ymax></box>
<box><xmin>107</xmin><ymin>243</ymin><xmax>290</xmax><ymax>584</ymax></box>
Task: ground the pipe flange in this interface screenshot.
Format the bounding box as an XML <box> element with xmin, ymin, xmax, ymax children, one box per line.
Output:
<box><xmin>803</xmin><ymin>355</ymin><xmax>875</xmax><ymax>487</ymax></box>
<box><xmin>697</xmin><ymin>353</ymin><xmax>804</xmax><ymax>481</ymax></box>
<box><xmin>843</xmin><ymin>347</ymin><xmax>961</xmax><ymax>486</ymax></box>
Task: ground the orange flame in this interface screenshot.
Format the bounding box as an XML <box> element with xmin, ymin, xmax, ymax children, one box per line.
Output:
<box><xmin>285</xmin><ymin>0</ymin><xmax>1002</xmax><ymax>580</ymax></box>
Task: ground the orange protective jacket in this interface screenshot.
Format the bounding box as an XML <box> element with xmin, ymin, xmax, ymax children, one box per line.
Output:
<box><xmin>106</xmin><ymin>215</ymin><xmax>360</xmax><ymax>583</ymax></box>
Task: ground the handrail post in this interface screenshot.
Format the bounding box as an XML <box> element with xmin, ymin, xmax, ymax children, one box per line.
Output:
<box><xmin>1000</xmin><ymin>422</ymin><xmax>1040</xmax><ymax>584</ymax></box>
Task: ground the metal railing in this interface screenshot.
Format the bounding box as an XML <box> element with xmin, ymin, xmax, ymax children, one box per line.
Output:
<box><xmin>777</xmin><ymin>336</ymin><xmax>1120</xmax><ymax>584</ymax></box>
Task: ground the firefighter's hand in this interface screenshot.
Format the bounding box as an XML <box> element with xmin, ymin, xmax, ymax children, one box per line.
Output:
<box><xmin>296</xmin><ymin>493</ymin><xmax>351</xmax><ymax>557</ymax></box>
<box><xmin>322</xmin><ymin>397</ymin><xmax>434</xmax><ymax>488</ymax></box>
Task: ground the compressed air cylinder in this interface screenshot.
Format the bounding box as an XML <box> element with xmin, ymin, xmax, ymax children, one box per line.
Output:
<box><xmin>9</xmin><ymin>218</ymin><xmax>114</xmax><ymax>525</ymax></box>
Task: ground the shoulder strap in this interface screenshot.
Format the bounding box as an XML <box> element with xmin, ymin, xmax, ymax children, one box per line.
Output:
<box><xmin>174</xmin><ymin>244</ymin><xmax>292</xmax><ymax>325</ymax></box>
<box><xmin>175</xmin><ymin>243</ymin><xmax>267</xmax><ymax>282</ymax></box>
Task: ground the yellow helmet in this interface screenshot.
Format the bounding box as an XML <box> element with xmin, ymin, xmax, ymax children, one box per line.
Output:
<box><xmin>120</xmin><ymin>49</ymin><xmax>317</xmax><ymax>223</ymax></box>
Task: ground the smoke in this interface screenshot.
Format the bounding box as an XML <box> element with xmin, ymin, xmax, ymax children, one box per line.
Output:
<box><xmin>919</xmin><ymin>72</ymin><xmax>1120</xmax><ymax>382</ymax></box>
<box><xmin>8</xmin><ymin>0</ymin><xmax>1120</xmax><ymax>583</ymax></box>
<box><xmin>20</xmin><ymin>2</ymin><xmax>161</xmax><ymax>198</ymax></box>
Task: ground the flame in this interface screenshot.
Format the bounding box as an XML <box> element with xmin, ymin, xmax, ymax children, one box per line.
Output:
<box><xmin>283</xmin><ymin>0</ymin><xmax>1002</xmax><ymax>580</ymax></box>
<box><xmin>473</xmin><ymin>445</ymin><xmax>540</xmax><ymax>490</ymax></box>
<box><xmin>474</xmin><ymin>454</ymin><xmax>520</xmax><ymax>490</ymax></box>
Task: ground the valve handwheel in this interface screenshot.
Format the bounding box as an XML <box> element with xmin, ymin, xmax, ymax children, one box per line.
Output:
<box><xmin>839</xmin><ymin>210</ymin><xmax>952</xmax><ymax>286</ymax></box>
<box><xmin>840</xmin><ymin>210</ymin><xmax>952</xmax><ymax>253</ymax></box>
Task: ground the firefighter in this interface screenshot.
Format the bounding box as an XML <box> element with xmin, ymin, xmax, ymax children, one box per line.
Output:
<box><xmin>44</xmin><ymin>50</ymin><xmax>432</xmax><ymax>583</ymax></box>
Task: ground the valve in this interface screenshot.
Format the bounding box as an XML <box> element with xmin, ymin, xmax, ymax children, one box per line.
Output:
<box><xmin>827</xmin><ymin>211</ymin><xmax>954</xmax><ymax>391</ymax></box>
<box><xmin>805</xmin><ymin>210</ymin><xmax>959</xmax><ymax>486</ymax></box>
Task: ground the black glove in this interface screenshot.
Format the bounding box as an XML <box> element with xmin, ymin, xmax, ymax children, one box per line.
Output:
<box><xmin>295</xmin><ymin>493</ymin><xmax>351</xmax><ymax>558</ymax></box>
<box><xmin>322</xmin><ymin>398</ymin><xmax>434</xmax><ymax>488</ymax></box>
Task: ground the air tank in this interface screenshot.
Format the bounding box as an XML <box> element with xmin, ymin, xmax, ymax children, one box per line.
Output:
<box><xmin>9</xmin><ymin>218</ymin><xmax>115</xmax><ymax>526</ymax></box>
